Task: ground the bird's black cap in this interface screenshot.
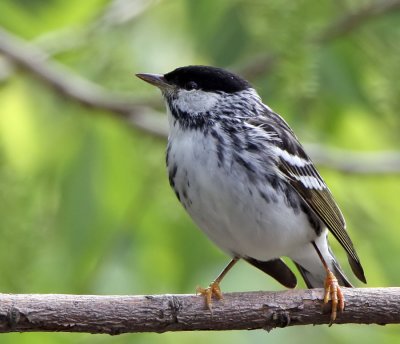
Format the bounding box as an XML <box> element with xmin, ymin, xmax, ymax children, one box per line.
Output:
<box><xmin>164</xmin><ymin>65</ymin><xmax>251</xmax><ymax>93</ymax></box>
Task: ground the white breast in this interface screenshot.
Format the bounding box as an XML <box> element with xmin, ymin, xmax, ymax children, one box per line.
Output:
<box><xmin>167</xmin><ymin>115</ymin><xmax>318</xmax><ymax>261</ymax></box>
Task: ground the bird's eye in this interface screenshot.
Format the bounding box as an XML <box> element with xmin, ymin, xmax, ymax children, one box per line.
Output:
<box><xmin>186</xmin><ymin>81</ymin><xmax>198</xmax><ymax>90</ymax></box>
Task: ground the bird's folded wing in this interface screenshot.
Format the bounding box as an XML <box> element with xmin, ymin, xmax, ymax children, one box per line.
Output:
<box><xmin>247</xmin><ymin>113</ymin><xmax>366</xmax><ymax>283</ymax></box>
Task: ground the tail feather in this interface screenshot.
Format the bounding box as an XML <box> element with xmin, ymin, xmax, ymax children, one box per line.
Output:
<box><xmin>347</xmin><ymin>253</ymin><xmax>367</xmax><ymax>284</ymax></box>
<box><xmin>290</xmin><ymin>233</ymin><xmax>356</xmax><ymax>289</ymax></box>
<box><xmin>294</xmin><ymin>260</ymin><xmax>352</xmax><ymax>288</ymax></box>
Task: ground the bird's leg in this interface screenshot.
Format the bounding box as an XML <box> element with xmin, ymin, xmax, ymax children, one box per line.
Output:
<box><xmin>312</xmin><ymin>242</ymin><xmax>344</xmax><ymax>325</ymax></box>
<box><xmin>196</xmin><ymin>257</ymin><xmax>239</xmax><ymax>310</ymax></box>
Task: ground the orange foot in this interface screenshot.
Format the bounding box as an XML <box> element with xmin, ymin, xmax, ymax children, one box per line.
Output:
<box><xmin>324</xmin><ymin>270</ymin><xmax>345</xmax><ymax>325</ymax></box>
<box><xmin>196</xmin><ymin>281</ymin><xmax>223</xmax><ymax>311</ymax></box>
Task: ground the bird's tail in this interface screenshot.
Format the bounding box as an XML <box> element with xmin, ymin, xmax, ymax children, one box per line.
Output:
<box><xmin>290</xmin><ymin>235</ymin><xmax>353</xmax><ymax>289</ymax></box>
<box><xmin>294</xmin><ymin>256</ymin><xmax>352</xmax><ymax>288</ymax></box>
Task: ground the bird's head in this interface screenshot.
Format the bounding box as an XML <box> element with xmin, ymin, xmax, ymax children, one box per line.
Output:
<box><xmin>136</xmin><ymin>66</ymin><xmax>264</xmax><ymax>128</ymax></box>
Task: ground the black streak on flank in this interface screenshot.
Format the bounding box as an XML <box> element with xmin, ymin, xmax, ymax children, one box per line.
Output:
<box><xmin>182</xmin><ymin>187</ymin><xmax>188</xmax><ymax>200</ymax></box>
<box><xmin>169</xmin><ymin>163</ymin><xmax>178</xmax><ymax>188</ymax></box>
<box><xmin>268</xmin><ymin>175</ymin><xmax>280</xmax><ymax>190</ymax></box>
<box><xmin>216</xmin><ymin>146</ymin><xmax>224</xmax><ymax>168</ymax></box>
<box><xmin>246</xmin><ymin>142</ymin><xmax>260</xmax><ymax>153</ymax></box>
<box><xmin>211</xmin><ymin>129</ymin><xmax>225</xmax><ymax>167</ymax></box>
<box><xmin>234</xmin><ymin>154</ymin><xmax>256</xmax><ymax>174</ymax></box>
<box><xmin>234</xmin><ymin>153</ymin><xmax>258</xmax><ymax>183</ymax></box>
<box><xmin>229</xmin><ymin>132</ymin><xmax>244</xmax><ymax>152</ymax></box>
<box><xmin>301</xmin><ymin>203</ymin><xmax>323</xmax><ymax>236</ymax></box>
<box><xmin>258</xmin><ymin>190</ymin><xmax>270</xmax><ymax>204</ymax></box>
<box><xmin>166</xmin><ymin>145</ymin><xmax>171</xmax><ymax>166</ymax></box>
<box><xmin>283</xmin><ymin>186</ymin><xmax>300</xmax><ymax>215</ymax></box>
<box><xmin>181</xmin><ymin>188</ymin><xmax>192</xmax><ymax>207</ymax></box>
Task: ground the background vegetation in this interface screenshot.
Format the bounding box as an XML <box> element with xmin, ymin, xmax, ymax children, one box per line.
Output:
<box><xmin>0</xmin><ymin>0</ymin><xmax>400</xmax><ymax>343</ymax></box>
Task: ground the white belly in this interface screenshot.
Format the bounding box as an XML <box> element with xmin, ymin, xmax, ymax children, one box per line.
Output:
<box><xmin>168</xmin><ymin>127</ymin><xmax>318</xmax><ymax>261</ymax></box>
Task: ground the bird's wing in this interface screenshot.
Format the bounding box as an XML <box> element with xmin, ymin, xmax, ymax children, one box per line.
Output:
<box><xmin>247</xmin><ymin>112</ymin><xmax>366</xmax><ymax>283</ymax></box>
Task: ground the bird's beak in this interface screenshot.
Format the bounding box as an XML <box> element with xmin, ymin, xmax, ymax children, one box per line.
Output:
<box><xmin>136</xmin><ymin>73</ymin><xmax>171</xmax><ymax>90</ymax></box>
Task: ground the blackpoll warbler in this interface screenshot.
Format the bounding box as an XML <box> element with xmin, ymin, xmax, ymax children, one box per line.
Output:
<box><xmin>136</xmin><ymin>65</ymin><xmax>366</xmax><ymax>324</ymax></box>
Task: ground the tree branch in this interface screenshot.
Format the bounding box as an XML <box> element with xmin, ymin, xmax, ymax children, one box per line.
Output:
<box><xmin>316</xmin><ymin>0</ymin><xmax>400</xmax><ymax>43</ymax></box>
<box><xmin>0</xmin><ymin>27</ymin><xmax>168</xmax><ymax>138</ymax></box>
<box><xmin>0</xmin><ymin>288</ymin><xmax>398</xmax><ymax>334</ymax></box>
<box><xmin>304</xmin><ymin>144</ymin><xmax>400</xmax><ymax>175</ymax></box>
<box><xmin>1</xmin><ymin>27</ymin><xmax>400</xmax><ymax>174</ymax></box>
<box><xmin>236</xmin><ymin>0</ymin><xmax>400</xmax><ymax>82</ymax></box>
<box><xmin>31</xmin><ymin>0</ymin><xmax>156</xmax><ymax>56</ymax></box>
<box><xmin>234</xmin><ymin>54</ymin><xmax>278</xmax><ymax>81</ymax></box>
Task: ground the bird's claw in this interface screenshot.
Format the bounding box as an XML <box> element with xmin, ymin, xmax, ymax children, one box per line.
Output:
<box><xmin>324</xmin><ymin>270</ymin><xmax>345</xmax><ymax>326</ymax></box>
<box><xmin>196</xmin><ymin>281</ymin><xmax>223</xmax><ymax>311</ymax></box>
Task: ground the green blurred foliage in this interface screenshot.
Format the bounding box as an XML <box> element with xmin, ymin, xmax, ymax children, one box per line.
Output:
<box><xmin>0</xmin><ymin>0</ymin><xmax>400</xmax><ymax>343</ymax></box>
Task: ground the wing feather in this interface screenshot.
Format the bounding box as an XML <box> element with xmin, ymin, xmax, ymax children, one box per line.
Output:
<box><xmin>247</xmin><ymin>112</ymin><xmax>366</xmax><ymax>283</ymax></box>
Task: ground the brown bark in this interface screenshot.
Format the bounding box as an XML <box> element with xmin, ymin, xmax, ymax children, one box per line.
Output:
<box><xmin>0</xmin><ymin>288</ymin><xmax>398</xmax><ymax>334</ymax></box>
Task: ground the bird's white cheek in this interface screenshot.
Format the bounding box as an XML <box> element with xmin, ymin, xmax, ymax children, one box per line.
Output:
<box><xmin>174</xmin><ymin>90</ymin><xmax>220</xmax><ymax>114</ymax></box>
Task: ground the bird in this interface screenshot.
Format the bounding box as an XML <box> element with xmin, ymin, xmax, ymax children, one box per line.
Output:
<box><xmin>136</xmin><ymin>65</ymin><xmax>366</xmax><ymax>324</ymax></box>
